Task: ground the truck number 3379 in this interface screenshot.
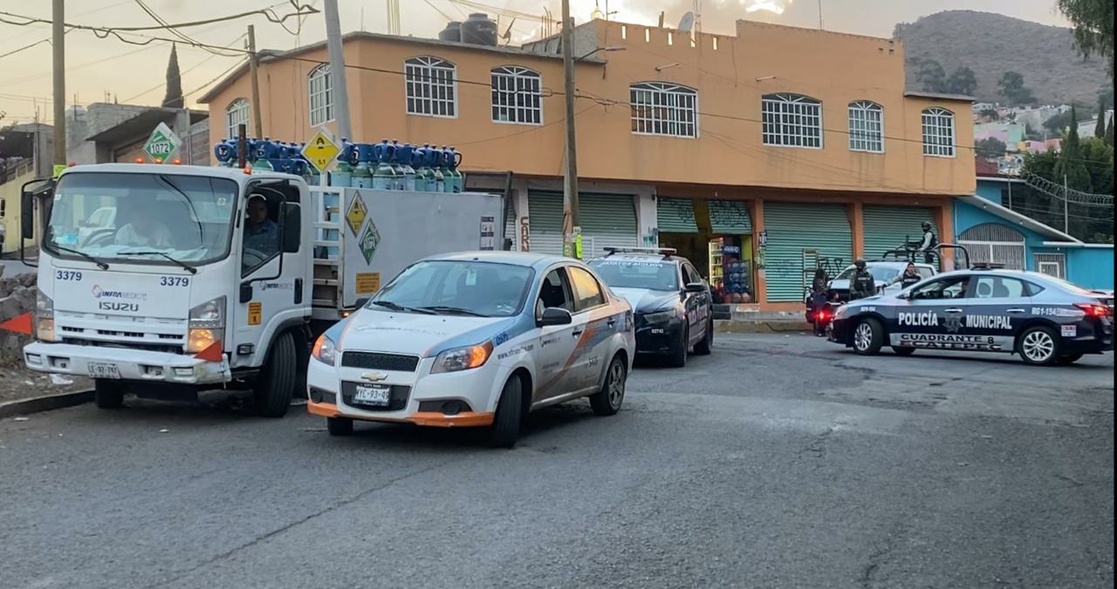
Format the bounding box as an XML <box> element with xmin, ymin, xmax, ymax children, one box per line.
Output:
<box><xmin>56</xmin><ymin>271</ymin><xmax>83</xmax><ymax>281</ymax></box>
<box><xmin>160</xmin><ymin>276</ymin><xmax>190</xmax><ymax>287</ymax></box>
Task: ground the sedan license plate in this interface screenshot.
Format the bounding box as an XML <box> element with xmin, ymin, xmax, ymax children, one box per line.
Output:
<box><xmin>87</xmin><ymin>362</ymin><xmax>121</xmax><ymax>380</ymax></box>
<box><xmin>352</xmin><ymin>384</ymin><xmax>391</xmax><ymax>407</ymax></box>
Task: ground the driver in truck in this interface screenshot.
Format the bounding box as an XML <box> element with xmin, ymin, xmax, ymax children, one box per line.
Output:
<box><xmin>114</xmin><ymin>202</ymin><xmax>173</xmax><ymax>248</ymax></box>
<box><xmin>243</xmin><ymin>193</ymin><xmax>278</xmax><ymax>255</ymax></box>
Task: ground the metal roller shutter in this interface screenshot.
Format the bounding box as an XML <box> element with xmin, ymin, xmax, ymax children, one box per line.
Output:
<box><xmin>708</xmin><ymin>200</ymin><xmax>752</xmax><ymax>234</ymax></box>
<box><xmin>657</xmin><ymin>198</ymin><xmax>699</xmax><ymax>233</ymax></box>
<box><xmin>861</xmin><ymin>205</ymin><xmax>937</xmax><ymax>261</ymax></box>
<box><xmin>580</xmin><ymin>193</ymin><xmax>638</xmax><ymax>257</ymax></box>
<box><xmin>762</xmin><ymin>202</ymin><xmax>853</xmax><ymax>302</ymax></box>
<box><xmin>527</xmin><ymin>191</ymin><xmax>564</xmax><ymax>255</ymax></box>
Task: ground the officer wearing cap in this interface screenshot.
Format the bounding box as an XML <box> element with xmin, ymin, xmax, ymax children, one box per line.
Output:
<box><xmin>849</xmin><ymin>259</ymin><xmax>877</xmax><ymax>300</ymax></box>
<box><xmin>244</xmin><ymin>193</ymin><xmax>279</xmax><ymax>255</ymax></box>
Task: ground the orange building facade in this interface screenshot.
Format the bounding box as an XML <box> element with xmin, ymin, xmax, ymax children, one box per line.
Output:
<box><xmin>200</xmin><ymin>18</ymin><xmax>975</xmax><ymax>310</ymax></box>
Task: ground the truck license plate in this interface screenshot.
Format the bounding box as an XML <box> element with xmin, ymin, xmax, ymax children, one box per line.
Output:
<box><xmin>87</xmin><ymin>362</ymin><xmax>121</xmax><ymax>380</ymax></box>
<box><xmin>352</xmin><ymin>384</ymin><xmax>391</xmax><ymax>407</ymax></box>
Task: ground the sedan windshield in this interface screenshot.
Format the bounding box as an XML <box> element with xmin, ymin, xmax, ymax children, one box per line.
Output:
<box><xmin>589</xmin><ymin>259</ymin><xmax>678</xmax><ymax>291</ymax></box>
<box><xmin>44</xmin><ymin>172</ymin><xmax>238</xmax><ymax>266</ymax></box>
<box><xmin>370</xmin><ymin>260</ymin><xmax>534</xmax><ymax>317</ymax></box>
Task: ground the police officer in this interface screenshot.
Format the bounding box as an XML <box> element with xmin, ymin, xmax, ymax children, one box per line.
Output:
<box><xmin>917</xmin><ymin>221</ymin><xmax>938</xmax><ymax>264</ymax></box>
<box><xmin>888</xmin><ymin>261</ymin><xmax>923</xmax><ymax>290</ymax></box>
<box><xmin>849</xmin><ymin>259</ymin><xmax>877</xmax><ymax>300</ymax></box>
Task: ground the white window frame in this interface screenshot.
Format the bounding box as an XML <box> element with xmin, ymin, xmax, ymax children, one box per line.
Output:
<box><xmin>405</xmin><ymin>56</ymin><xmax>457</xmax><ymax>118</ymax></box>
<box><xmin>922</xmin><ymin>107</ymin><xmax>956</xmax><ymax>158</ymax></box>
<box><xmin>308</xmin><ymin>64</ymin><xmax>334</xmax><ymax>127</ymax></box>
<box><xmin>761</xmin><ymin>93</ymin><xmax>823</xmax><ymax>149</ymax></box>
<box><xmin>491</xmin><ymin>66</ymin><xmax>542</xmax><ymax>125</ymax></box>
<box><xmin>225</xmin><ymin>98</ymin><xmax>250</xmax><ymax>139</ymax></box>
<box><xmin>848</xmin><ymin>100</ymin><xmax>883</xmax><ymax>153</ymax></box>
<box><xmin>629</xmin><ymin>82</ymin><xmax>699</xmax><ymax>138</ymax></box>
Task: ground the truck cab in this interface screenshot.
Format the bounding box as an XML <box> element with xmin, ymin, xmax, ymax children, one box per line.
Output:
<box><xmin>21</xmin><ymin>163</ymin><xmax>314</xmax><ymax>416</ymax></box>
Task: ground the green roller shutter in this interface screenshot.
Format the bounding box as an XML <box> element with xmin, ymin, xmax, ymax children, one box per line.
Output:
<box><xmin>580</xmin><ymin>193</ymin><xmax>638</xmax><ymax>257</ymax></box>
<box><xmin>762</xmin><ymin>202</ymin><xmax>853</xmax><ymax>302</ymax></box>
<box><xmin>527</xmin><ymin>191</ymin><xmax>564</xmax><ymax>255</ymax></box>
<box><xmin>862</xmin><ymin>205</ymin><xmax>937</xmax><ymax>261</ymax></box>
<box><xmin>657</xmin><ymin>198</ymin><xmax>699</xmax><ymax>233</ymax></box>
<box><xmin>708</xmin><ymin>200</ymin><xmax>752</xmax><ymax>234</ymax></box>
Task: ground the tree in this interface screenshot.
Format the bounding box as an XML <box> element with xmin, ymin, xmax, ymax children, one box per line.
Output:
<box><xmin>1106</xmin><ymin>117</ymin><xmax>1115</xmax><ymax>146</ymax></box>
<box><xmin>978</xmin><ymin>108</ymin><xmax>1000</xmax><ymax>121</ymax></box>
<box><xmin>1057</xmin><ymin>0</ymin><xmax>1114</xmax><ymax>75</ymax></box>
<box><xmin>997</xmin><ymin>71</ymin><xmax>1036</xmax><ymax>106</ymax></box>
<box><xmin>162</xmin><ymin>43</ymin><xmax>184</xmax><ymax>109</ymax></box>
<box><xmin>1095</xmin><ymin>94</ymin><xmax>1107</xmax><ymax>138</ymax></box>
<box><xmin>1044</xmin><ymin>111</ymin><xmax>1074</xmax><ymax>135</ymax></box>
<box><xmin>975</xmin><ymin>137</ymin><xmax>1007</xmax><ymax>158</ymax></box>
<box><xmin>916</xmin><ymin>59</ymin><xmax>947</xmax><ymax>93</ymax></box>
<box><xmin>946</xmin><ymin>66</ymin><xmax>977</xmax><ymax>96</ymax></box>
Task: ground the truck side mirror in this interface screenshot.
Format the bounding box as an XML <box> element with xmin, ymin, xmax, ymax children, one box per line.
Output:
<box><xmin>20</xmin><ymin>189</ymin><xmax>34</xmax><ymax>239</ymax></box>
<box><xmin>282</xmin><ymin>202</ymin><xmax>300</xmax><ymax>253</ymax></box>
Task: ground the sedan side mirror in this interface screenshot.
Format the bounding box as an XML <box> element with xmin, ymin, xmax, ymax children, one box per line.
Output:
<box><xmin>538</xmin><ymin>307</ymin><xmax>573</xmax><ymax>327</ymax></box>
<box><xmin>684</xmin><ymin>282</ymin><xmax>706</xmax><ymax>293</ymax></box>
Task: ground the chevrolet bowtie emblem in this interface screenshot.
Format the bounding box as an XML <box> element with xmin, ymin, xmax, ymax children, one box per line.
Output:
<box><xmin>361</xmin><ymin>372</ymin><xmax>388</xmax><ymax>382</ymax></box>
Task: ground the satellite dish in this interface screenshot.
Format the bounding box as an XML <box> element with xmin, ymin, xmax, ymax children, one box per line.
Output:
<box><xmin>678</xmin><ymin>11</ymin><xmax>695</xmax><ymax>32</ymax></box>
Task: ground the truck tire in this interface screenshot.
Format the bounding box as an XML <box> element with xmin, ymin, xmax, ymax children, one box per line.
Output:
<box><xmin>94</xmin><ymin>380</ymin><xmax>125</xmax><ymax>409</ymax></box>
<box><xmin>253</xmin><ymin>331</ymin><xmax>296</xmax><ymax>418</ymax></box>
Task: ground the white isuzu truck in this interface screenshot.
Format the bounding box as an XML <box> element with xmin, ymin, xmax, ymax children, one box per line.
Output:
<box><xmin>17</xmin><ymin>163</ymin><xmax>504</xmax><ymax>416</ymax></box>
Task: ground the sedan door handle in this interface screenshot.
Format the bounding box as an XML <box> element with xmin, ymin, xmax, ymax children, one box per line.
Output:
<box><xmin>944</xmin><ymin>308</ymin><xmax>963</xmax><ymax>313</ymax></box>
<box><xmin>607</xmin><ymin>319</ymin><xmax>616</xmax><ymax>327</ymax></box>
<box><xmin>1006</xmin><ymin>308</ymin><xmax>1026</xmax><ymax>313</ymax></box>
<box><xmin>571</xmin><ymin>330</ymin><xmax>584</xmax><ymax>337</ymax></box>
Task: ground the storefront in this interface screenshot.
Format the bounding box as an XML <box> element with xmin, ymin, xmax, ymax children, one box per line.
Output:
<box><xmin>761</xmin><ymin>202</ymin><xmax>853</xmax><ymax>303</ymax></box>
<box><xmin>861</xmin><ymin>205</ymin><xmax>938</xmax><ymax>262</ymax></box>
<box><xmin>657</xmin><ymin>197</ymin><xmax>754</xmax><ymax>303</ymax></box>
<box><xmin>518</xmin><ymin>190</ymin><xmax>640</xmax><ymax>257</ymax></box>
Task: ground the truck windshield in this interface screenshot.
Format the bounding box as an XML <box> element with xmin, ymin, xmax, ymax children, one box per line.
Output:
<box><xmin>43</xmin><ymin>172</ymin><xmax>238</xmax><ymax>266</ymax></box>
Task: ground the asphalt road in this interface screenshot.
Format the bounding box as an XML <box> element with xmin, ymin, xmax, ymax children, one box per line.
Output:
<box><xmin>1</xmin><ymin>333</ymin><xmax>1112</xmax><ymax>589</ymax></box>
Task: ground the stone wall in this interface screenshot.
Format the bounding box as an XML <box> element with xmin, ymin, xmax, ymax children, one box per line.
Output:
<box><xmin>0</xmin><ymin>266</ymin><xmax>35</xmax><ymax>365</ymax></box>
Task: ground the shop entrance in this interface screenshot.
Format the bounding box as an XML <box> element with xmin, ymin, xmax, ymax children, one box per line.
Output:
<box><xmin>656</xmin><ymin>198</ymin><xmax>755</xmax><ymax>304</ymax></box>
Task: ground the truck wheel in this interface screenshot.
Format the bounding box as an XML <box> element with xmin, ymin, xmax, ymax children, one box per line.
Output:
<box><xmin>253</xmin><ymin>331</ymin><xmax>296</xmax><ymax>418</ymax></box>
<box><xmin>589</xmin><ymin>354</ymin><xmax>627</xmax><ymax>416</ymax></box>
<box><xmin>327</xmin><ymin>417</ymin><xmax>354</xmax><ymax>436</ymax></box>
<box><xmin>489</xmin><ymin>376</ymin><xmax>523</xmax><ymax>449</ymax></box>
<box><xmin>94</xmin><ymin>380</ymin><xmax>125</xmax><ymax>409</ymax></box>
<box><xmin>694</xmin><ymin>319</ymin><xmax>713</xmax><ymax>355</ymax></box>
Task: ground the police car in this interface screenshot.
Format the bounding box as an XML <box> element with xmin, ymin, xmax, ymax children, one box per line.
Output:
<box><xmin>306</xmin><ymin>252</ymin><xmax>635</xmax><ymax>448</ymax></box>
<box><xmin>828</xmin><ymin>265</ymin><xmax>1113</xmax><ymax>366</ymax></box>
<box><xmin>587</xmin><ymin>247</ymin><xmax>713</xmax><ymax>368</ymax></box>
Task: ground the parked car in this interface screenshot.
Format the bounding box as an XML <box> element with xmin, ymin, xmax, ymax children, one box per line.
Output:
<box><xmin>306</xmin><ymin>251</ymin><xmax>636</xmax><ymax>448</ymax></box>
<box><xmin>587</xmin><ymin>247</ymin><xmax>714</xmax><ymax>368</ymax></box>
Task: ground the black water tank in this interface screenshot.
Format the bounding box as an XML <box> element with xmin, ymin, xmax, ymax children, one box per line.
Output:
<box><xmin>438</xmin><ymin>21</ymin><xmax>462</xmax><ymax>42</ymax></box>
<box><xmin>460</xmin><ymin>13</ymin><xmax>497</xmax><ymax>46</ymax></box>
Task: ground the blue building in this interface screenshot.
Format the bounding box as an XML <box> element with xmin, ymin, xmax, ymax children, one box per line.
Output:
<box><xmin>951</xmin><ymin>171</ymin><xmax>1113</xmax><ymax>290</ymax></box>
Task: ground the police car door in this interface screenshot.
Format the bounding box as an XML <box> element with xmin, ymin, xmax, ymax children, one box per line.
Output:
<box><xmin>681</xmin><ymin>263</ymin><xmax>710</xmax><ymax>344</ymax></box>
<box><xmin>964</xmin><ymin>275</ymin><xmax>1025</xmax><ymax>353</ymax></box>
<box><xmin>893</xmin><ymin>276</ymin><xmax>968</xmax><ymax>348</ymax></box>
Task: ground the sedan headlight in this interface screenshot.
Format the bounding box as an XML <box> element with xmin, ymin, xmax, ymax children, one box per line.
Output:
<box><xmin>312</xmin><ymin>334</ymin><xmax>338</xmax><ymax>366</ymax></box>
<box><xmin>431</xmin><ymin>341</ymin><xmax>494</xmax><ymax>374</ymax></box>
<box><xmin>642</xmin><ymin>308</ymin><xmax>678</xmax><ymax>324</ymax></box>
<box><xmin>35</xmin><ymin>289</ymin><xmax>55</xmax><ymax>342</ymax></box>
<box><xmin>187</xmin><ymin>296</ymin><xmax>225</xmax><ymax>353</ymax></box>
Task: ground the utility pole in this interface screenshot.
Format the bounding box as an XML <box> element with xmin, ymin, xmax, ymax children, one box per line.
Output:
<box><xmin>561</xmin><ymin>0</ymin><xmax>580</xmax><ymax>258</ymax></box>
<box><xmin>1063</xmin><ymin>174</ymin><xmax>1069</xmax><ymax>234</ymax></box>
<box><xmin>247</xmin><ymin>25</ymin><xmax>264</xmax><ymax>138</ymax></box>
<box><xmin>52</xmin><ymin>0</ymin><xmax>66</xmax><ymax>168</ymax></box>
<box><xmin>322</xmin><ymin>0</ymin><xmax>353</xmax><ymax>140</ymax></box>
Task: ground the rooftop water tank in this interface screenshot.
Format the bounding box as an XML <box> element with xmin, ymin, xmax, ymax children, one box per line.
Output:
<box><xmin>460</xmin><ymin>13</ymin><xmax>497</xmax><ymax>46</ymax></box>
<box><xmin>438</xmin><ymin>21</ymin><xmax>462</xmax><ymax>43</ymax></box>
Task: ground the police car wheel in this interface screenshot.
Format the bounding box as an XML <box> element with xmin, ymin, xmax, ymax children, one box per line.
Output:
<box><xmin>1017</xmin><ymin>326</ymin><xmax>1059</xmax><ymax>366</ymax></box>
<box><xmin>694</xmin><ymin>319</ymin><xmax>713</xmax><ymax>355</ymax></box>
<box><xmin>667</xmin><ymin>326</ymin><xmax>689</xmax><ymax>367</ymax></box>
<box><xmin>891</xmin><ymin>346</ymin><xmax>916</xmax><ymax>356</ymax></box>
<box><xmin>852</xmin><ymin>319</ymin><xmax>884</xmax><ymax>355</ymax></box>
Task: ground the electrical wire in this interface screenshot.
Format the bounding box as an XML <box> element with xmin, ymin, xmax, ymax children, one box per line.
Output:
<box><xmin>0</xmin><ymin>38</ymin><xmax>53</xmax><ymax>60</ymax></box>
<box><xmin>0</xmin><ymin>2</ymin><xmax>318</xmax><ymax>34</ymax></box>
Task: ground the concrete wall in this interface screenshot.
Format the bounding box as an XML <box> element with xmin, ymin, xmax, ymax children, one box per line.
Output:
<box><xmin>1034</xmin><ymin>245</ymin><xmax>1115</xmax><ymax>290</ymax></box>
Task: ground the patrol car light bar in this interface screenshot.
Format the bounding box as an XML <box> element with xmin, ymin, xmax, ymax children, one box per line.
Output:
<box><xmin>971</xmin><ymin>263</ymin><xmax>1006</xmax><ymax>270</ymax></box>
<box><xmin>603</xmin><ymin>247</ymin><xmax>677</xmax><ymax>257</ymax></box>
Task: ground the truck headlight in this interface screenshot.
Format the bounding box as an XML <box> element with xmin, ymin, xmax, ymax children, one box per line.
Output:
<box><xmin>312</xmin><ymin>334</ymin><xmax>338</xmax><ymax>365</ymax></box>
<box><xmin>35</xmin><ymin>289</ymin><xmax>55</xmax><ymax>342</ymax></box>
<box><xmin>431</xmin><ymin>341</ymin><xmax>494</xmax><ymax>374</ymax></box>
<box><xmin>187</xmin><ymin>296</ymin><xmax>225</xmax><ymax>353</ymax></box>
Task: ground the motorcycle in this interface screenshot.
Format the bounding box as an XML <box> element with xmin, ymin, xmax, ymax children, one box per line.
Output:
<box><xmin>812</xmin><ymin>301</ymin><xmax>837</xmax><ymax>337</ymax></box>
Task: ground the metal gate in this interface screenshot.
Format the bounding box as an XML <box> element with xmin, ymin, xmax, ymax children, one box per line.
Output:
<box><xmin>526</xmin><ymin>191</ymin><xmax>565</xmax><ymax>255</ymax></box>
<box><xmin>762</xmin><ymin>202</ymin><xmax>853</xmax><ymax>302</ymax></box>
<box><xmin>657</xmin><ymin>198</ymin><xmax>699</xmax><ymax>233</ymax></box>
<box><xmin>862</xmin><ymin>205</ymin><xmax>937</xmax><ymax>260</ymax></box>
<box><xmin>579</xmin><ymin>193</ymin><xmax>639</xmax><ymax>258</ymax></box>
<box><xmin>958</xmin><ymin>223</ymin><xmax>1026</xmax><ymax>269</ymax></box>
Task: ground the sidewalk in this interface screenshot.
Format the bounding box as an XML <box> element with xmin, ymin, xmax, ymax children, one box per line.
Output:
<box><xmin>712</xmin><ymin>305</ymin><xmax>810</xmax><ymax>333</ymax></box>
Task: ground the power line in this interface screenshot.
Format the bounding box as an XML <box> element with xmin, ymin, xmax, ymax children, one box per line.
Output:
<box><xmin>0</xmin><ymin>38</ymin><xmax>53</xmax><ymax>60</ymax></box>
<box><xmin>0</xmin><ymin>3</ymin><xmax>318</xmax><ymax>34</ymax></box>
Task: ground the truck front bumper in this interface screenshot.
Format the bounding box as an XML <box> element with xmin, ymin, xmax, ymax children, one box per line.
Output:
<box><xmin>23</xmin><ymin>342</ymin><xmax>231</xmax><ymax>386</ymax></box>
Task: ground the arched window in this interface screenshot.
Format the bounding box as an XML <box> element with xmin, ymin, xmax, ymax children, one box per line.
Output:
<box><xmin>491</xmin><ymin>66</ymin><xmax>542</xmax><ymax>125</ymax></box>
<box><xmin>922</xmin><ymin>107</ymin><xmax>955</xmax><ymax>157</ymax></box>
<box><xmin>225</xmin><ymin>98</ymin><xmax>250</xmax><ymax>139</ymax></box>
<box><xmin>308</xmin><ymin>64</ymin><xmax>333</xmax><ymax>127</ymax></box>
<box><xmin>405</xmin><ymin>56</ymin><xmax>457</xmax><ymax>117</ymax></box>
<box><xmin>629</xmin><ymin>82</ymin><xmax>698</xmax><ymax>138</ymax></box>
<box><xmin>848</xmin><ymin>100</ymin><xmax>883</xmax><ymax>153</ymax></box>
<box><xmin>761</xmin><ymin>93</ymin><xmax>822</xmax><ymax>148</ymax></box>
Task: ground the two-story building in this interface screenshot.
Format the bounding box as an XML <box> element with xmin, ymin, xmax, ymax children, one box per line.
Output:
<box><xmin>199</xmin><ymin>17</ymin><xmax>976</xmax><ymax>310</ymax></box>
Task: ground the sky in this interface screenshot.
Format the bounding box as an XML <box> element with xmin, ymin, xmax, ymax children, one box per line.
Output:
<box><xmin>0</xmin><ymin>0</ymin><xmax>1071</xmax><ymax>127</ymax></box>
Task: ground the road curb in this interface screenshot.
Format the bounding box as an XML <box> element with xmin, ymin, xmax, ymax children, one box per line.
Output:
<box><xmin>0</xmin><ymin>390</ymin><xmax>93</xmax><ymax>419</ymax></box>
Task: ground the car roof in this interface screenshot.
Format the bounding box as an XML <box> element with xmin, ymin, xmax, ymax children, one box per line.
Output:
<box><xmin>588</xmin><ymin>253</ymin><xmax>689</xmax><ymax>265</ymax></box>
<box><xmin>926</xmin><ymin>267</ymin><xmax>1093</xmax><ymax>290</ymax></box>
<box><xmin>422</xmin><ymin>250</ymin><xmax>575</xmax><ymax>270</ymax></box>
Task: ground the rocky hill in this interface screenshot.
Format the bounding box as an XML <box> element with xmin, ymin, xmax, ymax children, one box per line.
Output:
<box><xmin>895</xmin><ymin>10</ymin><xmax>1110</xmax><ymax>108</ymax></box>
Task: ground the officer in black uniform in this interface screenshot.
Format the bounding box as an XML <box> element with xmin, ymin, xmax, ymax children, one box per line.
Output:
<box><xmin>887</xmin><ymin>261</ymin><xmax>923</xmax><ymax>290</ymax></box>
<box><xmin>849</xmin><ymin>259</ymin><xmax>877</xmax><ymax>300</ymax></box>
<box><xmin>917</xmin><ymin>221</ymin><xmax>939</xmax><ymax>264</ymax></box>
